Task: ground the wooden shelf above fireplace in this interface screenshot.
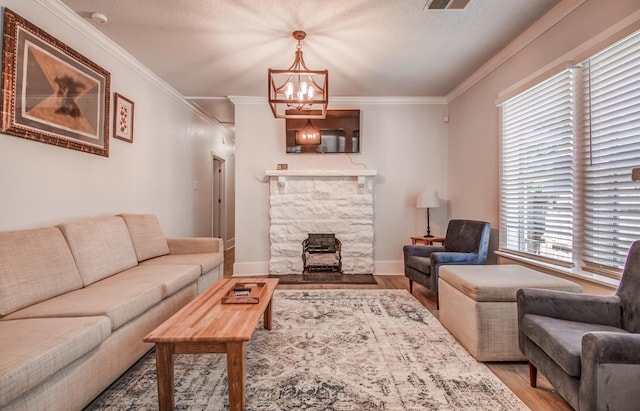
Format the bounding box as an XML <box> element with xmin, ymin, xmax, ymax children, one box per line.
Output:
<box><xmin>265</xmin><ymin>169</ymin><xmax>377</xmax><ymax>194</ymax></box>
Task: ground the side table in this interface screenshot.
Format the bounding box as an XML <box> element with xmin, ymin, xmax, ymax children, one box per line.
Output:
<box><xmin>411</xmin><ymin>236</ymin><xmax>445</xmax><ymax>246</ymax></box>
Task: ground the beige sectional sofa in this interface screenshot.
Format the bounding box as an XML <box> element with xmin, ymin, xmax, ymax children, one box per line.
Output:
<box><xmin>0</xmin><ymin>214</ymin><xmax>224</xmax><ymax>410</ymax></box>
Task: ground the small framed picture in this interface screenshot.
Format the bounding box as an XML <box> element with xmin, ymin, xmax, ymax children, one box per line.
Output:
<box><xmin>113</xmin><ymin>93</ymin><xmax>134</xmax><ymax>143</ymax></box>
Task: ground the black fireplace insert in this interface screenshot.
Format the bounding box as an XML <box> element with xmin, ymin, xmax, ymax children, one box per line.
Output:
<box><xmin>302</xmin><ymin>233</ymin><xmax>342</xmax><ymax>273</ymax></box>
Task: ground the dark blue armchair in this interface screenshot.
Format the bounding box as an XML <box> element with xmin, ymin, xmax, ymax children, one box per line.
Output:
<box><xmin>403</xmin><ymin>219</ymin><xmax>490</xmax><ymax>308</ymax></box>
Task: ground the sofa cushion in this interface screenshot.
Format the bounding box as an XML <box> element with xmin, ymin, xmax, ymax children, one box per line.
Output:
<box><xmin>167</xmin><ymin>237</ymin><xmax>223</xmax><ymax>254</ymax></box>
<box><xmin>405</xmin><ymin>255</ymin><xmax>431</xmax><ymax>274</ymax></box>
<box><xmin>444</xmin><ymin>219</ymin><xmax>488</xmax><ymax>253</ymax></box>
<box><xmin>3</xmin><ymin>272</ymin><xmax>165</xmax><ymax>331</ymax></box>
<box><xmin>118</xmin><ymin>214</ymin><xmax>170</xmax><ymax>262</ymax></box>
<box><xmin>111</xmin><ymin>264</ymin><xmax>201</xmax><ymax>297</ymax></box>
<box><xmin>142</xmin><ymin>253</ymin><xmax>224</xmax><ymax>275</ymax></box>
<box><xmin>0</xmin><ymin>227</ymin><xmax>83</xmax><ymax>316</ymax></box>
<box><xmin>58</xmin><ymin>216</ymin><xmax>138</xmax><ymax>286</ymax></box>
<box><xmin>521</xmin><ymin>314</ymin><xmax>628</xmax><ymax>377</ymax></box>
<box><xmin>0</xmin><ymin>316</ymin><xmax>111</xmax><ymax>407</ymax></box>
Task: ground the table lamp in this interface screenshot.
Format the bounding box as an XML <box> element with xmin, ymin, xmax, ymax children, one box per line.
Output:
<box><xmin>416</xmin><ymin>191</ymin><xmax>440</xmax><ymax>237</ymax></box>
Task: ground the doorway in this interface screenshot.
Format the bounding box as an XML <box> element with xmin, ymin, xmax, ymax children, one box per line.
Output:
<box><xmin>211</xmin><ymin>155</ymin><xmax>225</xmax><ymax>240</ymax></box>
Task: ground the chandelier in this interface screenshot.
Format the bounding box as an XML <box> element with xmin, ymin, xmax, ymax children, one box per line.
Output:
<box><xmin>268</xmin><ymin>30</ymin><xmax>328</xmax><ymax>119</ymax></box>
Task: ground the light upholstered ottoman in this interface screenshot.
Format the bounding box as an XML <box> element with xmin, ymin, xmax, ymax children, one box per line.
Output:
<box><xmin>438</xmin><ymin>265</ymin><xmax>583</xmax><ymax>362</ymax></box>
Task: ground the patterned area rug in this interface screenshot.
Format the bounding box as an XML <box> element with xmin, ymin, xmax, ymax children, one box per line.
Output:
<box><xmin>85</xmin><ymin>290</ymin><xmax>529</xmax><ymax>410</ymax></box>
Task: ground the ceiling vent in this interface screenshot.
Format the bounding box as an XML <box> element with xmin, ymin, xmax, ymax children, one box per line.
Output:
<box><xmin>426</xmin><ymin>0</ymin><xmax>471</xmax><ymax>9</ymax></box>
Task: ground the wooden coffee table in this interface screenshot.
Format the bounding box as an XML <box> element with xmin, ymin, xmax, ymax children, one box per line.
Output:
<box><xmin>143</xmin><ymin>278</ymin><xmax>279</xmax><ymax>411</ymax></box>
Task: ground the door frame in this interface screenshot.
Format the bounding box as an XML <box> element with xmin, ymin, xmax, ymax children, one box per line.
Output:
<box><xmin>211</xmin><ymin>153</ymin><xmax>225</xmax><ymax>241</ymax></box>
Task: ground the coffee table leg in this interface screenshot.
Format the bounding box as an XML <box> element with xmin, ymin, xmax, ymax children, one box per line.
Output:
<box><xmin>155</xmin><ymin>344</ymin><xmax>175</xmax><ymax>411</ymax></box>
<box><xmin>264</xmin><ymin>298</ymin><xmax>273</xmax><ymax>330</ymax></box>
<box><xmin>226</xmin><ymin>341</ymin><xmax>247</xmax><ymax>411</ymax></box>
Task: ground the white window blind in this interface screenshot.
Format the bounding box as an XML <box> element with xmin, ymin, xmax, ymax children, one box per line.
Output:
<box><xmin>581</xmin><ymin>30</ymin><xmax>640</xmax><ymax>278</ymax></box>
<box><xmin>500</xmin><ymin>70</ymin><xmax>575</xmax><ymax>264</ymax></box>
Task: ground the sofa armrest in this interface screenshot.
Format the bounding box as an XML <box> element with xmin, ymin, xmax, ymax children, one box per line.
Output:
<box><xmin>583</xmin><ymin>332</ymin><xmax>640</xmax><ymax>363</ymax></box>
<box><xmin>580</xmin><ymin>332</ymin><xmax>640</xmax><ymax>411</ymax></box>
<box><xmin>517</xmin><ymin>288</ymin><xmax>622</xmax><ymax>327</ymax></box>
<box><xmin>403</xmin><ymin>245</ymin><xmax>445</xmax><ymax>259</ymax></box>
<box><xmin>430</xmin><ymin>251</ymin><xmax>478</xmax><ymax>265</ymax></box>
<box><xmin>166</xmin><ymin>237</ymin><xmax>223</xmax><ymax>254</ymax></box>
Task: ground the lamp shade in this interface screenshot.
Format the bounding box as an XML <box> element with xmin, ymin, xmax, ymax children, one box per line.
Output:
<box><xmin>416</xmin><ymin>191</ymin><xmax>440</xmax><ymax>209</ymax></box>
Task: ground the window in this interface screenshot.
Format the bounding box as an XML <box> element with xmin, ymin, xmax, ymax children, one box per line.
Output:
<box><xmin>582</xmin><ymin>31</ymin><xmax>640</xmax><ymax>277</ymax></box>
<box><xmin>500</xmin><ymin>70</ymin><xmax>575</xmax><ymax>265</ymax></box>
<box><xmin>500</xmin><ymin>29</ymin><xmax>640</xmax><ymax>281</ymax></box>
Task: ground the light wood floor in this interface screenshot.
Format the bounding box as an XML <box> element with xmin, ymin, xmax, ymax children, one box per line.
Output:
<box><xmin>223</xmin><ymin>248</ymin><xmax>573</xmax><ymax>411</ymax></box>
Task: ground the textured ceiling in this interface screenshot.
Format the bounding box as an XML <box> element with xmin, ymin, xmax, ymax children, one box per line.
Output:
<box><xmin>59</xmin><ymin>0</ymin><xmax>560</xmax><ymax>123</ymax></box>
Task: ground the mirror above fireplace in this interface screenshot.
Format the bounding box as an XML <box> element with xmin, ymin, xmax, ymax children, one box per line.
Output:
<box><xmin>285</xmin><ymin>110</ymin><xmax>360</xmax><ymax>154</ymax></box>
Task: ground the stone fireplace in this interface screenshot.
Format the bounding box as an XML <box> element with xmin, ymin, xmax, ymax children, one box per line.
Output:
<box><xmin>266</xmin><ymin>169</ymin><xmax>376</xmax><ymax>275</ymax></box>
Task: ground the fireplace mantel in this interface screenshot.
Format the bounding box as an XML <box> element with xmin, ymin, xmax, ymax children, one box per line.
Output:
<box><xmin>265</xmin><ymin>169</ymin><xmax>377</xmax><ymax>193</ymax></box>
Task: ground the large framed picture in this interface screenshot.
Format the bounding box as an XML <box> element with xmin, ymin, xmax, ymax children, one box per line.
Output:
<box><xmin>113</xmin><ymin>93</ymin><xmax>134</xmax><ymax>143</ymax></box>
<box><xmin>1</xmin><ymin>8</ymin><xmax>111</xmax><ymax>157</ymax></box>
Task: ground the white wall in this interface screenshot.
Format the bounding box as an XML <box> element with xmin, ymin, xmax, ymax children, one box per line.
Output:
<box><xmin>0</xmin><ymin>0</ymin><xmax>234</xmax><ymax>238</ymax></box>
<box><xmin>232</xmin><ymin>97</ymin><xmax>448</xmax><ymax>275</ymax></box>
<box><xmin>447</xmin><ymin>0</ymin><xmax>640</xmax><ymax>260</ymax></box>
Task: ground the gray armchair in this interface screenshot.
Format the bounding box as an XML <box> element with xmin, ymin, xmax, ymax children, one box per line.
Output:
<box><xmin>403</xmin><ymin>219</ymin><xmax>490</xmax><ymax>307</ymax></box>
<box><xmin>517</xmin><ymin>240</ymin><xmax>640</xmax><ymax>411</ymax></box>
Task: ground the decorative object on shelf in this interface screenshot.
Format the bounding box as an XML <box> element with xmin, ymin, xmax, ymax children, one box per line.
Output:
<box><xmin>113</xmin><ymin>93</ymin><xmax>134</xmax><ymax>143</ymax></box>
<box><xmin>295</xmin><ymin>118</ymin><xmax>321</xmax><ymax>145</ymax></box>
<box><xmin>0</xmin><ymin>8</ymin><xmax>110</xmax><ymax>157</ymax></box>
<box><xmin>268</xmin><ymin>30</ymin><xmax>328</xmax><ymax>119</ymax></box>
<box><xmin>416</xmin><ymin>191</ymin><xmax>440</xmax><ymax>237</ymax></box>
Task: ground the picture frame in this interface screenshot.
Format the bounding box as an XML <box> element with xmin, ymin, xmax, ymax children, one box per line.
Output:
<box><xmin>1</xmin><ymin>8</ymin><xmax>110</xmax><ymax>157</ymax></box>
<box><xmin>113</xmin><ymin>93</ymin><xmax>134</xmax><ymax>143</ymax></box>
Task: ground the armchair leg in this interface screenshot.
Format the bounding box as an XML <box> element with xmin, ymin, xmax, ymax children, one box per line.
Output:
<box><xmin>435</xmin><ymin>293</ymin><xmax>439</xmax><ymax>310</ymax></box>
<box><xmin>409</xmin><ymin>279</ymin><xmax>413</xmax><ymax>293</ymax></box>
<box><xmin>528</xmin><ymin>362</ymin><xmax>537</xmax><ymax>388</ymax></box>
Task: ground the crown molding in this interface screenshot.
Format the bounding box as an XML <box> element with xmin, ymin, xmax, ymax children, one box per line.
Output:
<box><xmin>34</xmin><ymin>0</ymin><xmax>226</xmax><ymax>131</ymax></box>
<box><xmin>228</xmin><ymin>96</ymin><xmax>446</xmax><ymax>105</ymax></box>
<box><xmin>331</xmin><ymin>96</ymin><xmax>446</xmax><ymax>105</ymax></box>
<box><xmin>446</xmin><ymin>0</ymin><xmax>586</xmax><ymax>103</ymax></box>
